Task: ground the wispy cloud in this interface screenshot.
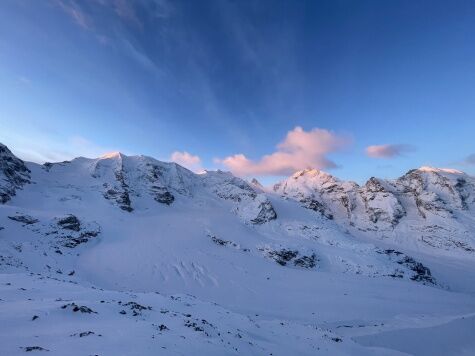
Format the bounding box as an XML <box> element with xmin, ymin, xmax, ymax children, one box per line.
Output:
<box><xmin>218</xmin><ymin>127</ymin><xmax>351</xmax><ymax>176</ymax></box>
<box><xmin>366</xmin><ymin>144</ymin><xmax>415</xmax><ymax>159</ymax></box>
<box><xmin>107</xmin><ymin>0</ymin><xmax>172</xmax><ymax>27</ymax></box>
<box><xmin>54</xmin><ymin>0</ymin><xmax>93</xmax><ymax>30</ymax></box>
<box><xmin>170</xmin><ymin>151</ymin><xmax>203</xmax><ymax>173</ymax></box>
<box><xmin>18</xmin><ymin>76</ymin><xmax>32</xmax><ymax>86</ymax></box>
<box><xmin>110</xmin><ymin>0</ymin><xmax>143</xmax><ymax>29</ymax></box>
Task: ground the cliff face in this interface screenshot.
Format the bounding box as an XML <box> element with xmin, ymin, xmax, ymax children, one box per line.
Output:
<box><xmin>0</xmin><ymin>143</ymin><xmax>30</xmax><ymax>203</ymax></box>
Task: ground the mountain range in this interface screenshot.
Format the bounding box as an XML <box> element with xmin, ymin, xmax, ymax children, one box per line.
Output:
<box><xmin>1</xmin><ymin>142</ymin><xmax>475</xmax><ymax>355</ymax></box>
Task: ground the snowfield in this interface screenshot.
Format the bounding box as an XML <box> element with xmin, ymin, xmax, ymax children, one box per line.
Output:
<box><xmin>1</xmin><ymin>142</ymin><xmax>475</xmax><ymax>355</ymax></box>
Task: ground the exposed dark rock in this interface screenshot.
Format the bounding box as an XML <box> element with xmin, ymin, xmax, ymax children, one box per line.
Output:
<box><xmin>185</xmin><ymin>320</ymin><xmax>204</xmax><ymax>332</ymax></box>
<box><xmin>210</xmin><ymin>235</ymin><xmax>234</xmax><ymax>247</ymax></box>
<box><xmin>293</xmin><ymin>254</ymin><xmax>317</xmax><ymax>268</ymax></box>
<box><xmin>124</xmin><ymin>301</ymin><xmax>152</xmax><ymax>316</ymax></box>
<box><xmin>100</xmin><ymin>166</ymin><xmax>134</xmax><ymax>212</ymax></box>
<box><xmin>79</xmin><ymin>331</ymin><xmax>94</xmax><ymax>337</ymax></box>
<box><xmin>63</xmin><ymin>237</ymin><xmax>89</xmax><ymax>248</ymax></box>
<box><xmin>8</xmin><ymin>215</ymin><xmax>38</xmax><ymax>225</ymax></box>
<box><xmin>454</xmin><ymin>178</ymin><xmax>470</xmax><ymax>210</ymax></box>
<box><xmin>104</xmin><ymin>186</ymin><xmax>133</xmax><ymax>212</ymax></box>
<box><xmin>21</xmin><ymin>346</ymin><xmax>49</xmax><ymax>352</ymax></box>
<box><xmin>0</xmin><ymin>143</ymin><xmax>31</xmax><ymax>204</ymax></box>
<box><xmin>399</xmin><ymin>256</ymin><xmax>435</xmax><ymax>284</ymax></box>
<box><xmin>251</xmin><ymin>200</ymin><xmax>277</xmax><ymax>224</ymax></box>
<box><xmin>59</xmin><ymin>221</ymin><xmax>100</xmax><ymax>248</ymax></box>
<box><xmin>42</xmin><ymin>162</ymin><xmax>53</xmax><ymax>172</ymax></box>
<box><xmin>250</xmin><ymin>178</ymin><xmax>264</xmax><ymax>190</ymax></box>
<box><xmin>145</xmin><ymin>164</ymin><xmax>177</xmax><ymax>204</ymax></box>
<box><xmin>452</xmin><ymin>241</ymin><xmax>475</xmax><ymax>252</ymax></box>
<box><xmin>266</xmin><ymin>249</ymin><xmax>298</xmax><ymax>266</ymax></box>
<box><xmin>57</xmin><ymin>215</ymin><xmax>81</xmax><ymax>231</ymax></box>
<box><xmin>61</xmin><ymin>303</ymin><xmax>97</xmax><ymax>314</ymax></box>
<box><xmin>150</xmin><ymin>186</ymin><xmax>175</xmax><ymax>205</ymax></box>
<box><xmin>379</xmin><ymin>249</ymin><xmax>403</xmax><ymax>256</ymax></box>
<box><xmin>300</xmin><ymin>197</ymin><xmax>333</xmax><ymax>220</ymax></box>
<box><xmin>365</xmin><ymin>177</ymin><xmax>386</xmax><ymax>193</ymax></box>
<box><xmin>378</xmin><ymin>249</ymin><xmax>436</xmax><ymax>284</ymax></box>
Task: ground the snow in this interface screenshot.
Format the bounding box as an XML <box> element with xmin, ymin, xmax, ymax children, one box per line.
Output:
<box><xmin>1</xmin><ymin>144</ymin><xmax>475</xmax><ymax>355</ymax></box>
<box><xmin>418</xmin><ymin>166</ymin><xmax>465</xmax><ymax>175</ymax></box>
<box><xmin>354</xmin><ymin>314</ymin><xmax>475</xmax><ymax>356</ymax></box>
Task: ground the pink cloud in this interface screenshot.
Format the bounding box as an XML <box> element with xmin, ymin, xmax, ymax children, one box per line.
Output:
<box><xmin>366</xmin><ymin>144</ymin><xmax>415</xmax><ymax>158</ymax></box>
<box><xmin>170</xmin><ymin>151</ymin><xmax>203</xmax><ymax>173</ymax></box>
<box><xmin>219</xmin><ymin>127</ymin><xmax>350</xmax><ymax>176</ymax></box>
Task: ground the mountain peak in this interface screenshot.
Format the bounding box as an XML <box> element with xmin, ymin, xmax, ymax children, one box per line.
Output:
<box><xmin>99</xmin><ymin>151</ymin><xmax>125</xmax><ymax>160</ymax></box>
<box><xmin>292</xmin><ymin>168</ymin><xmax>320</xmax><ymax>177</ymax></box>
<box><xmin>417</xmin><ymin>166</ymin><xmax>465</xmax><ymax>175</ymax></box>
<box><xmin>250</xmin><ymin>178</ymin><xmax>264</xmax><ymax>191</ymax></box>
<box><xmin>291</xmin><ymin>168</ymin><xmax>337</xmax><ymax>182</ymax></box>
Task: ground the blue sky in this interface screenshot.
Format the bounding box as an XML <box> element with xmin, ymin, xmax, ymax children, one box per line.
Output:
<box><xmin>0</xmin><ymin>0</ymin><xmax>474</xmax><ymax>184</ymax></box>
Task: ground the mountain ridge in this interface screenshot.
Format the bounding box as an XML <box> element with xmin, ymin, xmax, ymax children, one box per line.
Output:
<box><xmin>2</xmin><ymin>142</ymin><xmax>475</xmax><ymax>256</ymax></box>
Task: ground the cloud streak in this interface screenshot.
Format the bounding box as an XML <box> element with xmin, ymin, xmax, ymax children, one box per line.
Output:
<box><xmin>219</xmin><ymin>127</ymin><xmax>350</xmax><ymax>176</ymax></box>
<box><xmin>55</xmin><ymin>0</ymin><xmax>93</xmax><ymax>30</ymax></box>
<box><xmin>366</xmin><ymin>144</ymin><xmax>415</xmax><ymax>159</ymax></box>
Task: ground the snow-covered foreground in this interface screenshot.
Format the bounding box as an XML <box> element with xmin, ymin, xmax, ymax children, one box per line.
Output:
<box><xmin>1</xmin><ymin>143</ymin><xmax>475</xmax><ymax>355</ymax></box>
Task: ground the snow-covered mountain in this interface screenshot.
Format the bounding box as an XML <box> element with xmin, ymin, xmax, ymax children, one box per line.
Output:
<box><xmin>273</xmin><ymin>167</ymin><xmax>475</xmax><ymax>256</ymax></box>
<box><xmin>1</xmin><ymin>143</ymin><xmax>475</xmax><ymax>355</ymax></box>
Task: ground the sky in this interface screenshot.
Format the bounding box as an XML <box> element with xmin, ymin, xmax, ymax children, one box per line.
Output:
<box><xmin>0</xmin><ymin>0</ymin><xmax>474</xmax><ymax>185</ymax></box>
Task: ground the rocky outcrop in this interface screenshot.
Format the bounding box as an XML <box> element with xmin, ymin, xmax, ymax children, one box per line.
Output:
<box><xmin>377</xmin><ymin>249</ymin><xmax>436</xmax><ymax>285</ymax></box>
<box><xmin>0</xmin><ymin>143</ymin><xmax>30</xmax><ymax>203</ymax></box>
<box><xmin>360</xmin><ymin>177</ymin><xmax>405</xmax><ymax>226</ymax></box>
<box><xmin>250</xmin><ymin>197</ymin><xmax>277</xmax><ymax>224</ymax></box>
<box><xmin>249</xmin><ymin>178</ymin><xmax>265</xmax><ymax>192</ymax></box>
<box><xmin>8</xmin><ymin>214</ymin><xmax>38</xmax><ymax>225</ymax></box>
<box><xmin>142</xmin><ymin>163</ymin><xmax>176</xmax><ymax>205</ymax></box>
<box><xmin>57</xmin><ymin>214</ymin><xmax>81</xmax><ymax>231</ymax></box>
<box><xmin>258</xmin><ymin>246</ymin><xmax>317</xmax><ymax>268</ymax></box>
<box><xmin>53</xmin><ymin>215</ymin><xmax>101</xmax><ymax>248</ymax></box>
<box><xmin>92</xmin><ymin>153</ymin><xmax>134</xmax><ymax>212</ymax></box>
<box><xmin>203</xmin><ymin>171</ymin><xmax>277</xmax><ymax>224</ymax></box>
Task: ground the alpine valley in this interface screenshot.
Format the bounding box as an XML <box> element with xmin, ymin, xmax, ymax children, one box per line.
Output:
<box><xmin>1</xmin><ymin>142</ymin><xmax>475</xmax><ymax>356</ymax></box>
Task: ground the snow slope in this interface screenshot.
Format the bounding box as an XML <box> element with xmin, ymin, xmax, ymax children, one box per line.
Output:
<box><xmin>1</xmin><ymin>143</ymin><xmax>475</xmax><ymax>355</ymax></box>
